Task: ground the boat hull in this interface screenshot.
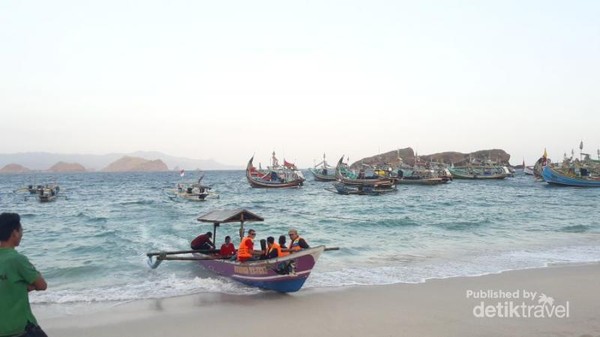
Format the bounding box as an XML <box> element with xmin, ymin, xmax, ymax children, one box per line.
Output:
<box><xmin>542</xmin><ymin>166</ymin><xmax>600</xmax><ymax>187</ymax></box>
<box><xmin>448</xmin><ymin>168</ymin><xmax>507</xmax><ymax>180</ymax></box>
<box><xmin>195</xmin><ymin>246</ymin><xmax>324</xmax><ymax>292</ymax></box>
<box><xmin>331</xmin><ymin>182</ymin><xmax>397</xmax><ymax>195</ymax></box>
<box><xmin>309</xmin><ymin>168</ymin><xmax>336</xmax><ymax>182</ymax></box>
<box><xmin>395</xmin><ymin>177</ymin><xmax>448</xmax><ymax>185</ymax></box>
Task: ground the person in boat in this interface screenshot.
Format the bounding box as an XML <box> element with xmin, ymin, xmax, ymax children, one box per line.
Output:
<box><xmin>261</xmin><ymin>236</ymin><xmax>283</xmax><ymax>259</ymax></box>
<box><xmin>0</xmin><ymin>212</ymin><xmax>48</xmax><ymax>337</ymax></box>
<box><xmin>278</xmin><ymin>235</ymin><xmax>290</xmax><ymax>256</ymax></box>
<box><xmin>286</xmin><ymin>228</ymin><xmax>309</xmax><ymax>253</ymax></box>
<box><xmin>237</xmin><ymin>229</ymin><xmax>262</xmax><ymax>262</ymax></box>
<box><xmin>219</xmin><ymin>235</ymin><xmax>236</xmax><ymax>257</ymax></box>
<box><xmin>190</xmin><ymin>232</ymin><xmax>215</xmax><ymax>251</ymax></box>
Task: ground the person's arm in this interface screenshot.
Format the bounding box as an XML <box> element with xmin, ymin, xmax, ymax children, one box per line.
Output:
<box><xmin>28</xmin><ymin>274</ymin><xmax>47</xmax><ymax>292</ymax></box>
<box><xmin>299</xmin><ymin>238</ymin><xmax>310</xmax><ymax>249</ymax></box>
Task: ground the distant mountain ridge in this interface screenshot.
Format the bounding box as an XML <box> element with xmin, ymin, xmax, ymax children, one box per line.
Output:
<box><xmin>0</xmin><ymin>151</ymin><xmax>240</xmax><ymax>171</ymax></box>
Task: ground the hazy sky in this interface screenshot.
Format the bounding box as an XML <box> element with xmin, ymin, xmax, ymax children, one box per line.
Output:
<box><xmin>1</xmin><ymin>1</ymin><xmax>599</xmax><ymax>167</ymax></box>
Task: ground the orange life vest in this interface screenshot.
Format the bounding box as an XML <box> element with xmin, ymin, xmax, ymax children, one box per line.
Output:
<box><xmin>267</xmin><ymin>242</ymin><xmax>284</xmax><ymax>258</ymax></box>
<box><xmin>237</xmin><ymin>236</ymin><xmax>253</xmax><ymax>261</ymax></box>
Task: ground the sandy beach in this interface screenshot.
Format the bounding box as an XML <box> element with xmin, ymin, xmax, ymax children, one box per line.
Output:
<box><xmin>36</xmin><ymin>263</ymin><xmax>600</xmax><ymax>337</ymax></box>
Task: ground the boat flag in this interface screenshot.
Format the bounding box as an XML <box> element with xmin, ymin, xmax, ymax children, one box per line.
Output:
<box><xmin>180</xmin><ymin>169</ymin><xmax>185</xmax><ymax>177</ymax></box>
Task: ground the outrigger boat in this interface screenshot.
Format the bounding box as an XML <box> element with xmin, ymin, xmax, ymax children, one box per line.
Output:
<box><xmin>165</xmin><ymin>175</ymin><xmax>216</xmax><ymax>201</ymax></box>
<box><xmin>246</xmin><ymin>154</ymin><xmax>305</xmax><ymax>188</ymax></box>
<box><xmin>147</xmin><ymin>209</ymin><xmax>335</xmax><ymax>293</ymax></box>
<box><xmin>37</xmin><ymin>184</ymin><xmax>59</xmax><ymax>202</ymax></box>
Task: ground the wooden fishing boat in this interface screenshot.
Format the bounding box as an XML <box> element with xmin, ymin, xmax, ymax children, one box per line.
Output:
<box><xmin>308</xmin><ymin>154</ymin><xmax>336</xmax><ymax>181</ymax></box>
<box><xmin>329</xmin><ymin>182</ymin><xmax>397</xmax><ymax>195</ymax></box>
<box><xmin>395</xmin><ymin>168</ymin><xmax>451</xmax><ymax>185</ymax></box>
<box><xmin>542</xmin><ymin>165</ymin><xmax>600</xmax><ymax>187</ymax></box>
<box><xmin>335</xmin><ymin>156</ymin><xmax>395</xmax><ymax>188</ymax></box>
<box><xmin>448</xmin><ymin>166</ymin><xmax>509</xmax><ymax>180</ymax></box>
<box><xmin>246</xmin><ymin>155</ymin><xmax>305</xmax><ymax>188</ymax></box>
<box><xmin>37</xmin><ymin>184</ymin><xmax>59</xmax><ymax>202</ymax></box>
<box><xmin>147</xmin><ymin>209</ymin><xmax>333</xmax><ymax>293</ymax></box>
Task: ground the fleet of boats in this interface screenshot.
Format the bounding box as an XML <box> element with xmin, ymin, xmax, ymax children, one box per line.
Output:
<box><xmin>9</xmin><ymin>144</ymin><xmax>600</xmax><ymax>294</ymax></box>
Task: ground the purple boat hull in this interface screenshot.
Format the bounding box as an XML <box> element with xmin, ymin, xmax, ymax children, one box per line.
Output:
<box><xmin>195</xmin><ymin>246</ymin><xmax>325</xmax><ymax>292</ymax></box>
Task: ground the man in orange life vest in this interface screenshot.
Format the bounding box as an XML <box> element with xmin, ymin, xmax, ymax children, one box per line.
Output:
<box><xmin>286</xmin><ymin>228</ymin><xmax>309</xmax><ymax>252</ymax></box>
<box><xmin>261</xmin><ymin>236</ymin><xmax>284</xmax><ymax>259</ymax></box>
<box><xmin>237</xmin><ymin>229</ymin><xmax>262</xmax><ymax>262</ymax></box>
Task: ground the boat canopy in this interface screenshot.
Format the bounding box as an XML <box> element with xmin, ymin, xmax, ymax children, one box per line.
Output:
<box><xmin>197</xmin><ymin>209</ymin><xmax>264</xmax><ymax>241</ymax></box>
<box><xmin>197</xmin><ymin>208</ymin><xmax>264</xmax><ymax>224</ymax></box>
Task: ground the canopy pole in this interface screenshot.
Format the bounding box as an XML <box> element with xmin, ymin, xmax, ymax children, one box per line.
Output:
<box><xmin>213</xmin><ymin>222</ymin><xmax>218</xmax><ymax>247</ymax></box>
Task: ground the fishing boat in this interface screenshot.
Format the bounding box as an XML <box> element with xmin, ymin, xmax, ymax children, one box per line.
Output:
<box><xmin>335</xmin><ymin>156</ymin><xmax>395</xmax><ymax>188</ymax></box>
<box><xmin>308</xmin><ymin>154</ymin><xmax>336</xmax><ymax>181</ymax></box>
<box><xmin>328</xmin><ymin>182</ymin><xmax>397</xmax><ymax>195</ymax></box>
<box><xmin>448</xmin><ymin>166</ymin><xmax>509</xmax><ymax>180</ymax></box>
<box><xmin>165</xmin><ymin>175</ymin><xmax>216</xmax><ymax>201</ymax></box>
<box><xmin>395</xmin><ymin>167</ymin><xmax>451</xmax><ymax>185</ymax></box>
<box><xmin>246</xmin><ymin>153</ymin><xmax>305</xmax><ymax>188</ymax></box>
<box><xmin>542</xmin><ymin>165</ymin><xmax>600</xmax><ymax>187</ymax></box>
<box><xmin>37</xmin><ymin>184</ymin><xmax>59</xmax><ymax>202</ymax></box>
<box><xmin>147</xmin><ymin>209</ymin><xmax>333</xmax><ymax>292</ymax></box>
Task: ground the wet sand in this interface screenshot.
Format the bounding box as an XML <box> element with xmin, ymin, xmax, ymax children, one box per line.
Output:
<box><xmin>39</xmin><ymin>263</ymin><xmax>600</xmax><ymax>337</ymax></box>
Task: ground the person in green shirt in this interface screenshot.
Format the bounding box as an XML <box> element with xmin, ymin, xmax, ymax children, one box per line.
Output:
<box><xmin>0</xmin><ymin>213</ymin><xmax>48</xmax><ymax>337</ymax></box>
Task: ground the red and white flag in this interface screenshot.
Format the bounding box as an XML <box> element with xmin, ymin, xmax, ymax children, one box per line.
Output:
<box><xmin>180</xmin><ymin>169</ymin><xmax>185</xmax><ymax>177</ymax></box>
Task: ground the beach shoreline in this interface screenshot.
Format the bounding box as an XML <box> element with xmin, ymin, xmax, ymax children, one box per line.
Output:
<box><xmin>39</xmin><ymin>263</ymin><xmax>600</xmax><ymax>337</ymax></box>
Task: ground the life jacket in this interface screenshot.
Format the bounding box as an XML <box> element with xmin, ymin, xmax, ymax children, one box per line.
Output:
<box><xmin>289</xmin><ymin>237</ymin><xmax>304</xmax><ymax>252</ymax></box>
<box><xmin>267</xmin><ymin>242</ymin><xmax>284</xmax><ymax>258</ymax></box>
<box><xmin>237</xmin><ymin>236</ymin><xmax>254</xmax><ymax>261</ymax></box>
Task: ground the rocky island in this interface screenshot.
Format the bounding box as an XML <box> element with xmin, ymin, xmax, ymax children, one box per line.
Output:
<box><xmin>101</xmin><ymin>156</ymin><xmax>169</xmax><ymax>172</ymax></box>
<box><xmin>0</xmin><ymin>163</ymin><xmax>31</xmax><ymax>173</ymax></box>
<box><xmin>48</xmin><ymin>161</ymin><xmax>87</xmax><ymax>172</ymax></box>
<box><xmin>351</xmin><ymin>148</ymin><xmax>510</xmax><ymax>168</ymax></box>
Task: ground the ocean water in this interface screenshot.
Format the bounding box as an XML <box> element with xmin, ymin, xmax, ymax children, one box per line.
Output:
<box><xmin>1</xmin><ymin>171</ymin><xmax>599</xmax><ymax>308</ymax></box>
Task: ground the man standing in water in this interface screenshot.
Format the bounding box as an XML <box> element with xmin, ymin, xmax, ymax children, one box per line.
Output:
<box><xmin>0</xmin><ymin>212</ymin><xmax>48</xmax><ymax>337</ymax></box>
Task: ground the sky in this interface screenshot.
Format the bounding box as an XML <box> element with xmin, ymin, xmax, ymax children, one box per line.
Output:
<box><xmin>1</xmin><ymin>0</ymin><xmax>599</xmax><ymax>168</ymax></box>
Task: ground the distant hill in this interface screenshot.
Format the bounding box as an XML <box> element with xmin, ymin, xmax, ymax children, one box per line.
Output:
<box><xmin>0</xmin><ymin>163</ymin><xmax>31</xmax><ymax>174</ymax></box>
<box><xmin>48</xmin><ymin>161</ymin><xmax>87</xmax><ymax>173</ymax></box>
<box><xmin>101</xmin><ymin>156</ymin><xmax>169</xmax><ymax>172</ymax></box>
<box><xmin>352</xmin><ymin>148</ymin><xmax>511</xmax><ymax>168</ymax></box>
<box><xmin>0</xmin><ymin>151</ymin><xmax>240</xmax><ymax>171</ymax></box>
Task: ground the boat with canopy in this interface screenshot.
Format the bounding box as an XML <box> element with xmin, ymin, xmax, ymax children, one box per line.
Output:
<box><xmin>147</xmin><ymin>209</ymin><xmax>335</xmax><ymax>292</ymax></box>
